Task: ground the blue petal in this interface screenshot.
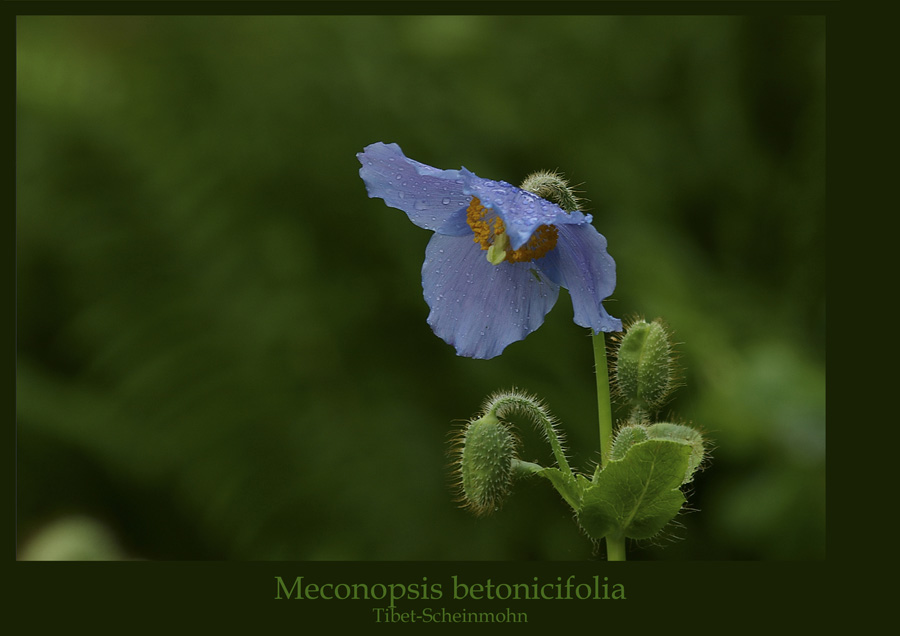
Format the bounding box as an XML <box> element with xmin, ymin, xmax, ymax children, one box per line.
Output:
<box><xmin>434</xmin><ymin>207</ymin><xmax>472</xmax><ymax>237</ymax></box>
<box><xmin>460</xmin><ymin>168</ymin><xmax>591</xmax><ymax>250</ymax></box>
<box><xmin>357</xmin><ymin>142</ymin><xmax>472</xmax><ymax>232</ymax></box>
<box><xmin>422</xmin><ymin>233</ymin><xmax>561</xmax><ymax>359</ymax></box>
<box><xmin>537</xmin><ymin>223</ymin><xmax>622</xmax><ymax>333</ymax></box>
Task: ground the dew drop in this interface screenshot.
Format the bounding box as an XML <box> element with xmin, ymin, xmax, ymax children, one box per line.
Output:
<box><xmin>442</xmin><ymin>197</ymin><xmax>450</xmax><ymax>205</ymax></box>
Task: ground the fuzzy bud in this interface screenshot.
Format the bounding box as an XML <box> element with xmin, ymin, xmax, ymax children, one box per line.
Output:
<box><xmin>519</xmin><ymin>170</ymin><xmax>582</xmax><ymax>213</ymax></box>
<box><xmin>646</xmin><ymin>422</ymin><xmax>706</xmax><ymax>483</ymax></box>
<box><xmin>615</xmin><ymin>318</ymin><xmax>677</xmax><ymax>416</ymax></box>
<box><xmin>608</xmin><ymin>424</ymin><xmax>650</xmax><ymax>462</ymax></box>
<box><xmin>456</xmin><ymin>413</ymin><xmax>519</xmax><ymax>516</ymax></box>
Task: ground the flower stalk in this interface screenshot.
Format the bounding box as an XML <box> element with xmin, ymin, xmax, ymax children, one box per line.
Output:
<box><xmin>593</xmin><ymin>331</ymin><xmax>625</xmax><ymax>561</ymax></box>
<box><xmin>593</xmin><ymin>332</ymin><xmax>614</xmax><ymax>469</ymax></box>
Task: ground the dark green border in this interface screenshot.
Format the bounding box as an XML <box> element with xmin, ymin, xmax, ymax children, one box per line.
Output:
<box><xmin>15</xmin><ymin>560</ymin><xmax>831</xmax><ymax>628</ymax></box>
<box><xmin>8</xmin><ymin>1</ymin><xmax>835</xmax><ymax>18</ymax></box>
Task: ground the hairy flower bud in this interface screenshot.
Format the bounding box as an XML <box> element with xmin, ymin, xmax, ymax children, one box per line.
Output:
<box><xmin>608</xmin><ymin>424</ymin><xmax>650</xmax><ymax>462</ymax></box>
<box><xmin>519</xmin><ymin>170</ymin><xmax>582</xmax><ymax>212</ymax></box>
<box><xmin>646</xmin><ymin>422</ymin><xmax>706</xmax><ymax>484</ymax></box>
<box><xmin>614</xmin><ymin>318</ymin><xmax>677</xmax><ymax>416</ymax></box>
<box><xmin>452</xmin><ymin>413</ymin><xmax>519</xmax><ymax>516</ymax></box>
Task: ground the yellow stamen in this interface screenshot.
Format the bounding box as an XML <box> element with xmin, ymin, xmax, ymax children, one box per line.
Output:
<box><xmin>465</xmin><ymin>197</ymin><xmax>558</xmax><ymax>264</ymax></box>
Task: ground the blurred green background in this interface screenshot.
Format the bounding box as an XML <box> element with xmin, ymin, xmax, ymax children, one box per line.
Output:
<box><xmin>16</xmin><ymin>15</ymin><xmax>825</xmax><ymax>560</ymax></box>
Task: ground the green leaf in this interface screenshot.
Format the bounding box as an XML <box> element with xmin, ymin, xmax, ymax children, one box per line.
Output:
<box><xmin>577</xmin><ymin>439</ymin><xmax>692</xmax><ymax>540</ymax></box>
<box><xmin>537</xmin><ymin>467</ymin><xmax>585</xmax><ymax>511</ymax></box>
<box><xmin>510</xmin><ymin>461</ymin><xmax>588</xmax><ymax>512</ymax></box>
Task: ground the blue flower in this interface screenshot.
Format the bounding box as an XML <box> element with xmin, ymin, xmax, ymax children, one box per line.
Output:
<box><xmin>357</xmin><ymin>142</ymin><xmax>622</xmax><ymax>359</ymax></box>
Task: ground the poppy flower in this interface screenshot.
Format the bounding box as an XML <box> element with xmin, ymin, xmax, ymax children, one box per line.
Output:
<box><xmin>357</xmin><ymin>142</ymin><xmax>621</xmax><ymax>359</ymax></box>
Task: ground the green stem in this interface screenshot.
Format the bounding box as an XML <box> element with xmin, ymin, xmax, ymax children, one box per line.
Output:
<box><xmin>592</xmin><ymin>331</ymin><xmax>625</xmax><ymax>561</ymax></box>
<box><xmin>606</xmin><ymin>532</ymin><xmax>627</xmax><ymax>562</ymax></box>
<box><xmin>592</xmin><ymin>332</ymin><xmax>614</xmax><ymax>468</ymax></box>
<box><xmin>510</xmin><ymin>459</ymin><xmax>545</xmax><ymax>477</ymax></box>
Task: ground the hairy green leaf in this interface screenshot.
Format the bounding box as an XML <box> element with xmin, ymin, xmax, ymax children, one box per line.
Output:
<box><xmin>577</xmin><ymin>440</ymin><xmax>691</xmax><ymax>540</ymax></box>
<box><xmin>536</xmin><ymin>467</ymin><xmax>584</xmax><ymax>511</ymax></box>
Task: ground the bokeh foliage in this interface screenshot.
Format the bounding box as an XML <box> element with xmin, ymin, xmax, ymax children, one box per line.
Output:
<box><xmin>16</xmin><ymin>15</ymin><xmax>825</xmax><ymax>560</ymax></box>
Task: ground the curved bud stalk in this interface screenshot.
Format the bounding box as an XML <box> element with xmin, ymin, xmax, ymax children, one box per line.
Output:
<box><xmin>483</xmin><ymin>389</ymin><xmax>572</xmax><ymax>476</ymax></box>
<box><xmin>450</xmin><ymin>389</ymin><xmax>580</xmax><ymax>516</ymax></box>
